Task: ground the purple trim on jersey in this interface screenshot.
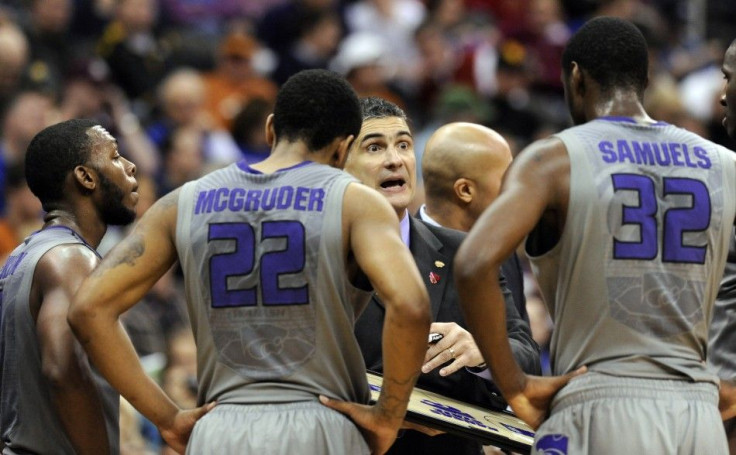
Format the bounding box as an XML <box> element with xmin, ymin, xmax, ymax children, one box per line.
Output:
<box><xmin>236</xmin><ymin>160</ymin><xmax>315</xmax><ymax>174</ymax></box>
<box><xmin>598</xmin><ymin>116</ymin><xmax>669</xmax><ymax>127</ymax></box>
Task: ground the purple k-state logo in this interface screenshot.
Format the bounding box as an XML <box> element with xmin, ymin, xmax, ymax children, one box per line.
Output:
<box><xmin>534</xmin><ymin>434</ymin><xmax>568</xmax><ymax>454</ymax></box>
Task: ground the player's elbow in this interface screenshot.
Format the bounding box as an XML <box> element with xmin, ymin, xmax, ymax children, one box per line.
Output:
<box><xmin>454</xmin><ymin>243</ymin><xmax>500</xmax><ymax>290</ymax></box>
<box><xmin>67</xmin><ymin>291</ymin><xmax>97</xmax><ymax>340</ymax></box>
<box><xmin>392</xmin><ymin>286</ymin><xmax>431</xmax><ymax>329</ymax></box>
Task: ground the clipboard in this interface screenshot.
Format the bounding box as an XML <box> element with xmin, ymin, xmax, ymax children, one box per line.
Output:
<box><xmin>367</xmin><ymin>371</ymin><xmax>534</xmax><ymax>454</ymax></box>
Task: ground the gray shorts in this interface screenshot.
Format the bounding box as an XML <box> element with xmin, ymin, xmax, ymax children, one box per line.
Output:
<box><xmin>533</xmin><ymin>373</ymin><xmax>727</xmax><ymax>455</ymax></box>
<box><xmin>186</xmin><ymin>401</ymin><xmax>370</xmax><ymax>454</ymax></box>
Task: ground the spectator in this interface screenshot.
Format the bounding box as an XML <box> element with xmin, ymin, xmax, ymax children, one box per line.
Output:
<box><xmin>146</xmin><ymin>67</ymin><xmax>241</xmax><ymax>174</ymax></box>
<box><xmin>97</xmin><ymin>0</ymin><xmax>166</xmax><ymax>105</ymax></box>
<box><xmin>156</xmin><ymin>126</ymin><xmax>206</xmax><ymax>195</ymax></box>
<box><xmin>0</xmin><ymin>19</ymin><xmax>30</xmax><ymax>114</ymax></box>
<box><xmin>230</xmin><ymin>96</ymin><xmax>273</xmax><ymax>164</ymax></box>
<box><xmin>0</xmin><ymin>90</ymin><xmax>54</xmax><ymax>214</ymax></box>
<box><xmin>19</xmin><ymin>0</ymin><xmax>75</xmax><ymax>95</ymax></box>
<box><xmin>271</xmin><ymin>7</ymin><xmax>342</xmax><ymax>85</ymax></box>
<box><xmin>256</xmin><ymin>0</ymin><xmax>337</xmax><ymax>59</ymax></box>
<box><xmin>344</xmin><ymin>0</ymin><xmax>425</xmax><ymax>87</ymax></box>
<box><xmin>0</xmin><ymin>163</ymin><xmax>42</xmax><ymax>262</ymax></box>
<box><xmin>202</xmin><ymin>31</ymin><xmax>277</xmax><ymax>130</ymax></box>
<box><xmin>330</xmin><ymin>32</ymin><xmax>406</xmax><ymax>110</ymax></box>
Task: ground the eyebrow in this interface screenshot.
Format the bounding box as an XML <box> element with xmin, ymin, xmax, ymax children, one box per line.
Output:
<box><xmin>359</xmin><ymin>130</ymin><xmax>413</xmax><ymax>145</ymax></box>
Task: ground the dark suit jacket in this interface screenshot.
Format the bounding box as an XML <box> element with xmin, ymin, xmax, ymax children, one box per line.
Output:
<box><xmin>354</xmin><ymin>217</ymin><xmax>540</xmax><ymax>455</ymax></box>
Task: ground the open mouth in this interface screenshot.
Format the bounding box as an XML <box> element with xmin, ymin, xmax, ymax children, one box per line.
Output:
<box><xmin>380</xmin><ymin>178</ymin><xmax>406</xmax><ymax>190</ymax></box>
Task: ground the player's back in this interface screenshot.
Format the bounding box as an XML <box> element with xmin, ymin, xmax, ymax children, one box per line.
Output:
<box><xmin>0</xmin><ymin>227</ymin><xmax>119</xmax><ymax>454</ymax></box>
<box><xmin>175</xmin><ymin>160</ymin><xmax>372</xmax><ymax>406</ymax></box>
<box><xmin>528</xmin><ymin>117</ymin><xmax>736</xmax><ymax>382</ymax></box>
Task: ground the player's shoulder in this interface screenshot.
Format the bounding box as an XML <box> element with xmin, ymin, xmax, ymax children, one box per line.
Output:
<box><xmin>36</xmin><ymin>241</ymin><xmax>99</xmax><ymax>282</ymax></box>
<box><xmin>515</xmin><ymin>135</ymin><xmax>568</xmax><ymax>163</ymax></box>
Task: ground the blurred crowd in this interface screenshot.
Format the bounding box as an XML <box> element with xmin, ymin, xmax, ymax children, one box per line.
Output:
<box><xmin>0</xmin><ymin>0</ymin><xmax>735</xmax><ymax>452</ymax></box>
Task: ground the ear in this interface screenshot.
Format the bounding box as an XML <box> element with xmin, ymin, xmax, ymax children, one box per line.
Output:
<box><xmin>453</xmin><ymin>178</ymin><xmax>473</xmax><ymax>204</ymax></box>
<box><xmin>330</xmin><ymin>134</ymin><xmax>355</xmax><ymax>169</ymax></box>
<box><xmin>73</xmin><ymin>165</ymin><xmax>96</xmax><ymax>193</ymax></box>
<box><xmin>570</xmin><ymin>62</ymin><xmax>585</xmax><ymax>96</ymax></box>
<box><xmin>265</xmin><ymin>113</ymin><xmax>276</xmax><ymax>147</ymax></box>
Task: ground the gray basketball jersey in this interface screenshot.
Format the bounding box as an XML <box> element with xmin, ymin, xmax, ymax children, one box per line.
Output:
<box><xmin>0</xmin><ymin>226</ymin><xmax>119</xmax><ymax>454</ymax></box>
<box><xmin>527</xmin><ymin>118</ymin><xmax>736</xmax><ymax>383</ymax></box>
<box><xmin>175</xmin><ymin>161</ymin><xmax>372</xmax><ymax>406</ymax></box>
<box><xmin>708</xmin><ymin>229</ymin><xmax>736</xmax><ymax>379</ymax></box>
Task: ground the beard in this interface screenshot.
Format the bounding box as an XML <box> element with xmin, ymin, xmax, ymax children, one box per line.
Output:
<box><xmin>98</xmin><ymin>171</ymin><xmax>137</xmax><ymax>226</ymax></box>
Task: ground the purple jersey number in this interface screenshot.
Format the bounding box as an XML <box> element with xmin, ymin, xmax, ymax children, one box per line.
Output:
<box><xmin>612</xmin><ymin>174</ymin><xmax>710</xmax><ymax>264</ymax></box>
<box><xmin>208</xmin><ymin>220</ymin><xmax>308</xmax><ymax>308</ymax></box>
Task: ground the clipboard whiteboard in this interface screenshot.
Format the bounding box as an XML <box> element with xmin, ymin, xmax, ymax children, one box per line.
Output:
<box><xmin>367</xmin><ymin>371</ymin><xmax>534</xmax><ymax>454</ymax></box>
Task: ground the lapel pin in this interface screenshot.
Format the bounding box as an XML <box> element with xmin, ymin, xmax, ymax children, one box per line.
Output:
<box><xmin>429</xmin><ymin>271</ymin><xmax>440</xmax><ymax>284</ymax></box>
<box><xmin>434</xmin><ymin>260</ymin><xmax>445</xmax><ymax>268</ymax></box>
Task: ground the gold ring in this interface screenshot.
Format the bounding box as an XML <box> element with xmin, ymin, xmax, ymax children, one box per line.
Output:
<box><xmin>449</xmin><ymin>347</ymin><xmax>456</xmax><ymax>358</ymax></box>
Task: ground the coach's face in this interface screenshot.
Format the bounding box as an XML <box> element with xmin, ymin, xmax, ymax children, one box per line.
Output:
<box><xmin>721</xmin><ymin>43</ymin><xmax>736</xmax><ymax>139</ymax></box>
<box><xmin>344</xmin><ymin>116</ymin><xmax>416</xmax><ymax>216</ymax></box>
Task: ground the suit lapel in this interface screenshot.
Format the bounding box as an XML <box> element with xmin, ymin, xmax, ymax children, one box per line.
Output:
<box><xmin>409</xmin><ymin>217</ymin><xmax>450</xmax><ymax>321</ymax></box>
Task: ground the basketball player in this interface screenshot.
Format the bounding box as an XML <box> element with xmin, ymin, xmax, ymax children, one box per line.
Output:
<box><xmin>69</xmin><ymin>70</ymin><xmax>431</xmax><ymax>455</ymax></box>
<box><xmin>710</xmin><ymin>37</ymin><xmax>736</xmax><ymax>453</ymax></box>
<box><xmin>0</xmin><ymin>119</ymin><xmax>138</xmax><ymax>454</ymax></box>
<box><xmin>419</xmin><ymin>122</ymin><xmax>528</xmax><ymax>322</ymax></box>
<box><xmin>455</xmin><ymin>17</ymin><xmax>735</xmax><ymax>453</ymax></box>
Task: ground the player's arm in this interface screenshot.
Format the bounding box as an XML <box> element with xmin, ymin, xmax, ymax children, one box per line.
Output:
<box><xmin>68</xmin><ymin>189</ymin><xmax>213</xmax><ymax>453</ymax></box>
<box><xmin>322</xmin><ymin>183</ymin><xmax>431</xmax><ymax>454</ymax></box>
<box><xmin>505</xmin><ymin>287</ymin><xmax>542</xmax><ymax>376</ymax></box>
<box><xmin>35</xmin><ymin>245</ymin><xmax>111</xmax><ymax>455</ymax></box>
<box><xmin>454</xmin><ymin>138</ymin><xmax>584</xmax><ymax>429</ymax></box>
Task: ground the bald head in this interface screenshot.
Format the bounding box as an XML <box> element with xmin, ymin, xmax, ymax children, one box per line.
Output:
<box><xmin>422</xmin><ymin>122</ymin><xmax>511</xmax><ymax>230</ymax></box>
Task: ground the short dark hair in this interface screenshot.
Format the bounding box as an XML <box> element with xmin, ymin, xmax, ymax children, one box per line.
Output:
<box><xmin>359</xmin><ymin>96</ymin><xmax>408</xmax><ymax>122</ymax></box>
<box><xmin>273</xmin><ymin>69</ymin><xmax>361</xmax><ymax>151</ymax></box>
<box><xmin>562</xmin><ymin>16</ymin><xmax>649</xmax><ymax>96</ymax></box>
<box><xmin>25</xmin><ymin>118</ymin><xmax>98</xmax><ymax>209</ymax></box>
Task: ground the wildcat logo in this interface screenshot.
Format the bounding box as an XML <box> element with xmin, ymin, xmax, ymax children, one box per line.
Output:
<box><xmin>534</xmin><ymin>434</ymin><xmax>568</xmax><ymax>454</ymax></box>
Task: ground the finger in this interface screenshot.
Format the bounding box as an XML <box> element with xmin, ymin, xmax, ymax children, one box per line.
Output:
<box><xmin>319</xmin><ymin>395</ymin><xmax>353</xmax><ymax>417</ymax></box>
<box><xmin>422</xmin><ymin>349</ymin><xmax>454</xmax><ymax>374</ymax></box>
<box><xmin>566</xmin><ymin>365</ymin><xmax>587</xmax><ymax>380</ymax></box>
<box><xmin>429</xmin><ymin>322</ymin><xmax>451</xmax><ymax>333</ymax></box>
<box><xmin>551</xmin><ymin>366</ymin><xmax>587</xmax><ymax>389</ymax></box>
<box><xmin>424</xmin><ymin>341</ymin><xmax>448</xmax><ymax>363</ymax></box>
<box><xmin>439</xmin><ymin>357</ymin><xmax>464</xmax><ymax>376</ymax></box>
<box><xmin>192</xmin><ymin>401</ymin><xmax>217</xmax><ymax>420</ymax></box>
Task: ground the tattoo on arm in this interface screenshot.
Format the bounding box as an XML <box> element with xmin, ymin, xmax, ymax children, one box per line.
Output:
<box><xmin>376</xmin><ymin>372</ymin><xmax>420</xmax><ymax>420</ymax></box>
<box><xmin>90</xmin><ymin>233</ymin><xmax>145</xmax><ymax>277</ymax></box>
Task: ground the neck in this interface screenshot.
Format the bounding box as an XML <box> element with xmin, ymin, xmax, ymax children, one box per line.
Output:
<box><xmin>395</xmin><ymin>207</ymin><xmax>408</xmax><ymax>221</ymax></box>
<box><xmin>43</xmin><ymin>209</ymin><xmax>106</xmax><ymax>249</ymax></box>
<box><xmin>588</xmin><ymin>88</ymin><xmax>653</xmax><ymax>123</ymax></box>
<box><xmin>424</xmin><ymin>202</ymin><xmax>472</xmax><ymax>232</ymax></box>
<box><xmin>251</xmin><ymin>141</ymin><xmax>320</xmax><ymax>174</ymax></box>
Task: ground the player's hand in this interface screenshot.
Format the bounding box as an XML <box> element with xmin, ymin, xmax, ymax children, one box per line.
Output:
<box><xmin>506</xmin><ymin>367</ymin><xmax>586</xmax><ymax>430</ymax></box>
<box><xmin>159</xmin><ymin>402</ymin><xmax>216</xmax><ymax>454</ymax></box>
<box><xmin>401</xmin><ymin>420</ymin><xmax>445</xmax><ymax>436</ymax></box>
<box><xmin>719</xmin><ymin>379</ymin><xmax>736</xmax><ymax>420</ymax></box>
<box><xmin>422</xmin><ymin>322</ymin><xmax>484</xmax><ymax>377</ymax></box>
<box><xmin>320</xmin><ymin>395</ymin><xmax>401</xmax><ymax>455</ymax></box>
